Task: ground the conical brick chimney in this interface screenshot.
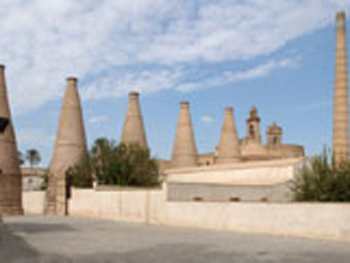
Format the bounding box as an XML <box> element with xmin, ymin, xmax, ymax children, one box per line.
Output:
<box><xmin>45</xmin><ymin>77</ymin><xmax>87</xmax><ymax>215</ymax></box>
<box><xmin>171</xmin><ymin>101</ymin><xmax>198</xmax><ymax>168</ymax></box>
<box><xmin>216</xmin><ymin>107</ymin><xmax>241</xmax><ymax>164</ymax></box>
<box><xmin>121</xmin><ymin>91</ymin><xmax>147</xmax><ymax>148</ymax></box>
<box><xmin>333</xmin><ymin>11</ymin><xmax>349</xmax><ymax>167</ymax></box>
<box><xmin>0</xmin><ymin>65</ymin><xmax>23</xmax><ymax>215</ymax></box>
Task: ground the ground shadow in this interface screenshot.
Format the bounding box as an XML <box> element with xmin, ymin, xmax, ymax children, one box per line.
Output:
<box><xmin>2</xmin><ymin>241</ymin><xmax>349</xmax><ymax>263</ymax></box>
<box><xmin>0</xmin><ymin>224</ymin><xmax>40</xmax><ymax>263</ymax></box>
<box><xmin>54</xmin><ymin>243</ymin><xmax>350</xmax><ymax>263</ymax></box>
<box><xmin>4</xmin><ymin>221</ymin><xmax>75</xmax><ymax>234</ymax></box>
<box><xmin>1</xmin><ymin>217</ymin><xmax>350</xmax><ymax>263</ymax></box>
<box><xmin>0</xmin><ymin>219</ymin><xmax>76</xmax><ymax>263</ymax></box>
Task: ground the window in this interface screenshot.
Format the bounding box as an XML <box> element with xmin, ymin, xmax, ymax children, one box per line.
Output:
<box><xmin>249</xmin><ymin>125</ymin><xmax>255</xmax><ymax>137</ymax></box>
<box><xmin>273</xmin><ymin>137</ymin><xmax>278</xmax><ymax>145</ymax></box>
<box><xmin>229</xmin><ymin>197</ymin><xmax>241</xmax><ymax>202</ymax></box>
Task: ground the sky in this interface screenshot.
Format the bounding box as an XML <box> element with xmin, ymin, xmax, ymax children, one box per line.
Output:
<box><xmin>1</xmin><ymin>0</ymin><xmax>350</xmax><ymax>166</ymax></box>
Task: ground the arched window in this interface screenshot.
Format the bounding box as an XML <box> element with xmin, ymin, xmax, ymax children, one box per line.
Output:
<box><xmin>273</xmin><ymin>136</ymin><xmax>278</xmax><ymax>145</ymax></box>
<box><xmin>249</xmin><ymin>124</ymin><xmax>255</xmax><ymax>137</ymax></box>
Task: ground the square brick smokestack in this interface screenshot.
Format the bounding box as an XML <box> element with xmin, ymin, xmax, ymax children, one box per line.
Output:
<box><xmin>333</xmin><ymin>11</ymin><xmax>349</xmax><ymax>167</ymax></box>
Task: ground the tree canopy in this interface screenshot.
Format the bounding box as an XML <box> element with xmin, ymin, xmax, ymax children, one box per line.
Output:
<box><xmin>291</xmin><ymin>150</ymin><xmax>350</xmax><ymax>202</ymax></box>
<box><xmin>25</xmin><ymin>149</ymin><xmax>41</xmax><ymax>169</ymax></box>
<box><xmin>67</xmin><ymin>138</ymin><xmax>160</xmax><ymax>188</ymax></box>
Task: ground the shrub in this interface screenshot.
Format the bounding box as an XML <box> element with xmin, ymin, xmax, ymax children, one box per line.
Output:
<box><xmin>291</xmin><ymin>150</ymin><xmax>350</xmax><ymax>202</ymax></box>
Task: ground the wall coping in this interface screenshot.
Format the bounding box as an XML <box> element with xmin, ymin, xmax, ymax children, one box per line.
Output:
<box><xmin>92</xmin><ymin>185</ymin><xmax>162</xmax><ymax>192</ymax></box>
<box><xmin>165</xmin><ymin>157</ymin><xmax>305</xmax><ymax>175</ymax></box>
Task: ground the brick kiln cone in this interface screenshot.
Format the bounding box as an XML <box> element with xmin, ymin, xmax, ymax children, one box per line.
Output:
<box><xmin>45</xmin><ymin>77</ymin><xmax>87</xmax><ymax>215</ymax></box>
<box><xmin>171</xmin><ymin>101</ymin><xmax>198</xmax><ymax>168</ymax></box>
<box><xmin>216</xmin><ymin>107</ymin><xmax>241</xmax><ymax>164</ymax></box>
<box><xmin>121</xmin><ymin>91</ymin><xmax>148</xmax><ymax>148</ymax></box>
<box><xmin>0</xmin><ymin>65</ymin><xmax>23</xmax><ymax>215</ymax></box>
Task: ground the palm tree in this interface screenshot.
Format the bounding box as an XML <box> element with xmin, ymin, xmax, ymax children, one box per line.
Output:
<box><xmin>18</xmin><ymin>151</ymin><xmax>25</xmax><ymax>166</ymax></box>
<box><xmin>25</xmin><ymin>149</ymin><xmax>41</xmax><ymax>174</ymax></box>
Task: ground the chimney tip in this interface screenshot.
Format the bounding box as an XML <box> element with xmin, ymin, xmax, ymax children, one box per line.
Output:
<box><xmin>180</xmin><ymin>101</ymin><xmax>190</xmax><ymax>107</ymax></box>
<box><xmin>129</xmin><ymin>91</ymin><xmax>140</xmax><ymax>98</ymax></box>
<box><xmin>336</xmin><ymin>11</ymin><xmax>346</xmax><ymax>21</ymax></box>
<box><xmin>67</xmin><ymin>76</ymin><xmax>78</xmax><ymax>83</ymax></box>
<box><xmin>224</xmin><ymin>107</ymin><xmax>233</xmax><ymax>113</ymax></box>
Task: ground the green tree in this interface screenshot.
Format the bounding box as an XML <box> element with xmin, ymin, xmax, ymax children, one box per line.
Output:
<box><xmin>291</xmin><ymin>150</ymin><xmax>350</xmax><ymax>202</ymax></box>
<box><xmin>25</xmin><ymin>149</ymin><xmax>41</xmax><ymax>171</ymax></box>
<box><xmin>111</xmin><ymin>143</ymin><xmax>159</xmax><ymax>187</ymax></box>
<box><xmin>65</xmin><ymin>138</ymin><xmax>117</xmax><ymax>188</ymax></box>
<box><xmin>90</xmin><ymin>138</ymin><xmax>119</xmax><ymax>185</ymax></box>
<box><xmin>66</xmin><ymin>156</ymin><xmax>93</xmax><ymax>188</ymax></box>
<box><xmin>66</xmin><ymin>138</ymin><xmax>160</xmax><ymax>188</ymax></box>
<box><xmin>18</xmin><ymin>151</ymin><xmax>25</xmax><ymax>166</ymax></box>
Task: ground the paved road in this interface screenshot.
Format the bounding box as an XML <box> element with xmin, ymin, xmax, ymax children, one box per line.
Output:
<box><xmin>1</xmin><ymin>216</ymin><xmax>350</xmax><ymax>263</ymax></box>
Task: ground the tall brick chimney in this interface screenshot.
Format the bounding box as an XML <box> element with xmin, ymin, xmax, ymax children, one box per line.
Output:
<box><xmin>333</xmin><ymin>11</ymin><xmax>349</xmax><ymax>167</ymax></box>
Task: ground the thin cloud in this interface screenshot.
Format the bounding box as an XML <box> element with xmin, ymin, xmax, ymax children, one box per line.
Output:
<box><xmin>176</xmin><ymin>57</ymin><xmax>299</xmax><ymax>93</ymax></box>
<box><xmin>0</xmin><ymin>1</ymin><xmax>347</xmax><ymax>114</ymax></box>
<box><xmin>225</xmin><ymin>58</ymin><xmax>300</xmax><ymax>81</ymax></box>
<box><xmin>83</xmin><ymin>67</ymin><xmax>185</xmax><ymax>100</ymax></box>
<box><xmin>201</xmin><ymin>115</ymin><xmax>215</xmax><ymax>123</ymax></box>
<box><xmin>286</xmin><ymin>100</ymin><xmax>331</xmax><ymax>115</ymax></box>
<box><xmin>89</xmin><ymin>115</ymin><xmax>108</xmax><ymax>124</ymax></box>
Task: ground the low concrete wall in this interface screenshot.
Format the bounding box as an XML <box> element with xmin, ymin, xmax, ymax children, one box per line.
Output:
<box><xmin>165</xmin><ymin>158</ymin><xmax>303</xmax><ymax>186</ymax></box>
<box><xmin>68</xmin><ymin>188</ymin><xmax>350</xmax><ymax>242</ymax></box>
<box><xmin>167</xmin><ymin>182</ymin><xmax>291</xmax><ymax>202</ymax></box>
<box><xmin>23</xmin><ymin>191</ymin><xmax>45</xmax><ymax>214</ymax></box>
<box><xmin>22</xmin><ymin>189</ymin><xmax>350</xmax><ymax>242</ymax></box>
<box><xmin>160</xmin><ymin>202</ymin><xmax>350</xmax><ymax>242</ymax></box>
<box><xmin>165</xmin><ymin>158</ymin><xmax>303</xmax><ymax>202</ymax></box>
<box><xmin>69</xmin><ymin>188</ymin><xmax>164</xmax><ymax>223</ymax></box>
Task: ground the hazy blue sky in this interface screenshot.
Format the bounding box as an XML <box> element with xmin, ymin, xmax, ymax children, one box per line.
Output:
<box><xmin>1</xmin><ymin>0</ymin><xmax>350</xmax><ymax>166</ymax></box>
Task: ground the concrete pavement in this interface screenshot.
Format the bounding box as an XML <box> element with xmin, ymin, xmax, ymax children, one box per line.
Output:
<box><xmin>0</xmin><ymin>216</ymin><xmax>349</xmax><ymax>263</ymax></box>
